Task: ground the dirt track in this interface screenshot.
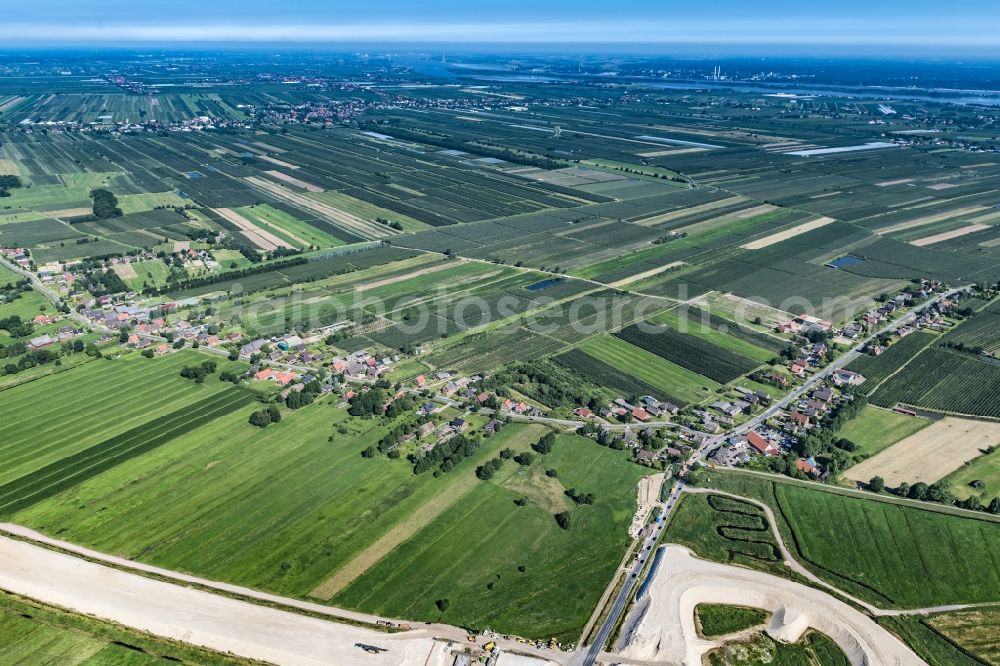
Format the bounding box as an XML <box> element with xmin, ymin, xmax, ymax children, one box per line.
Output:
<box><xmin>629</xmin><ymin>474</ymin><xmax>665</xmax><ymax>538</ymax></box>
<box><xmin>0</xmin><ymin>535</ymin><xmax>437</xmax><ymax>666</ymax></box>
<box><xmin>618</xmin><ymin>545</ymin><xmax>924</xmax><ymax>666</ymax></box>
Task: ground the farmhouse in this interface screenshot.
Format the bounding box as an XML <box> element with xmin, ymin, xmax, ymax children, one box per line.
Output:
<box><xmin>241</xmin><ymin>339</ymin><xmax>268</xmax><ymax>356</ymax></box>
<box><xmin>796</xmin><ymin>458</ymin><xmax>819</xmax><ymax>476</ymax></box>
<box><xmin>701</xmin><ymin>420</ymin><xmax>721</xmax><ymax>434</ymax></box>
<box><xmin>29</xmin><ymin>335</ymin><xmax>54</xmax><ymax>349</ymax></box>
<box><xmin>275</xmin><ymin>372</ymin><xmax>297</xmax><ymax>386</ymax></box>
<box><xmin>789</xmin><ymin>411</ymin><xmax>811</xmax><ymax>428</ymax></box>
<box><xmin>635</xmin><ymin>449</ymin><xmax>658</xmax><ymax>463</ymax></box>
<box><xmin>747</xmin><ymin>431</ymin><xmax>780</xmax><ymax>456</ymax></box>
<box><xmin>832</xmin><ymin>369</ymin><xmax>866</xmax><ymax>386</ymax></box>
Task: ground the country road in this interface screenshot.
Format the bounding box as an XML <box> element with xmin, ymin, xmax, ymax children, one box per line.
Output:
<box><xmin>573</xmin><ymin>478</ymin><xmax>683</xmax><ymax>666</ymax></box>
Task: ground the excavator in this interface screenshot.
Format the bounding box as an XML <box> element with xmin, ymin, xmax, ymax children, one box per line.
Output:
<box><xmin>355</xmin><ymin>643</ymin><xmax>389</xmax><ymax>654</ymax></box>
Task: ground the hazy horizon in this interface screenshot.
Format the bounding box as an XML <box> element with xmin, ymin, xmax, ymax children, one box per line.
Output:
<box><xmin>2</xmin><ymin>0</ymin><xmax>997</xmax><ymax>55</ymax></box>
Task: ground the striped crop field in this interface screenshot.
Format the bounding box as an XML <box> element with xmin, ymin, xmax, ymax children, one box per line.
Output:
<box><xmin>0</xmin><ymin>351</ymin><xmax>245</xmax><ymax>486</ymax></box>
<box><xmin>0</xmin><ymin>387</ymin><xmax>254</xmax><ymax>515</ymax></box>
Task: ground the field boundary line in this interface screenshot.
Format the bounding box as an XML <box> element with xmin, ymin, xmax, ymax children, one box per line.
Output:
<box><xmin>711</xmin><ymin>468</ymin><xmax>1000</xmax><ymax>523</ymax></box>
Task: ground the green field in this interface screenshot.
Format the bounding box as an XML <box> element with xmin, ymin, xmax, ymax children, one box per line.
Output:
<box><xmin>579</xmin><ymin>334</ymin><xmax>721</xmax><ymax>404</ymax></box>
<box><xmin>0</xmin><ymin>352</ymin><xmax>242</xmax><ymax>487</ymax></box>
<box><xmin>942</xmin><ymin>450</ymin><xmax>1000</xmax><ymax>501</ymax></box>
<box><xmin>235</xmin><ymin>204</ymin><xmax>344</xmax><ymax>249</ymax></box>
<box><xmin>696</xmin><ymin>471</ymin><xmax>1000</xmax><ymax>608</ymax></box>
<box><xmin>1</xmin><ymin>172</ymin><xmax>116</xmax><ymax>210</ymax></box>
<box><xmin>120</xmin><ymin>259</ymin><xmax>171</xmax><ymax>289</ymax></box>
<box><xmin>696</xmin><ymin>604</ymin><xmax>769</xmax><ymax>638</ymax></box>
<box><xmin>878</xmin><ymin>614</ymin><xmax>990</xmax><ymax>666</ymax></box>
<box><xmin>663</xmin><ymin>492</ymin><xmax>786</xmax><ymax>577</ymax></box>
<box><xmin>15</xmin><ymin>409</ymin><xmax>651</xmax><ymax>642</ymax></box>
<box><xmin>0</xmin><ymin>264</ymin><xmax>21</xmax><ymax>287</ymax></box>
<box><xmin>0</xmin><ymin>289</ymin><xmax>50</xmax><ymax>320</ymax></box>
<box><xmin>838</xmin><ymin>405</ymin><xmax>931</xmax><ymax>458</ymax></box>
<box><xmin>707</xmin><ymin>630</ymin><xmax>848</xmax><ymax>666</ymax></box>
<box><xmin>307</xmin><ymin>190</ymin><xmax>429</xmax><ymax>232</ymax></box>
<box><xmin>117</xmin><ymin>191</ymin><xmax>189</xmax><ymax>214</ymax></box>
<box><xmin>0</xmin><ymin>589</ymin><xmax>254</xmax><ymax>665</ymax></box>
<box><xmin>334</xmin><ymin>434</ymin><xmax>649</xmax><ymax>641</ymax></box>
<box><xmin>924</xmin><ymin>607</ymin><xmax>1000</xmax><ymax>665</ymax></box>
<box><xmin>210</xmin><ymin>248</ymin><xmax>253</xmax><ymax>270</ymax></box>
<box><xmin>15</xmin><ymin>405</ymin><xmax>504</xmax><ymax>597</ymax></box>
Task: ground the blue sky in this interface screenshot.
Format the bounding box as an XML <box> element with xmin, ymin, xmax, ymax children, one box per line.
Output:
<box><xmin>6</xmin><ymin>1</ymin><xmax>998</xmax><ymax>50</ymax></box>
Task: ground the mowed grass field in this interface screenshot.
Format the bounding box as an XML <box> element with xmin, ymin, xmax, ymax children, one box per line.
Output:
<box><xmin>943</xmin><ymin>451</ymin><xmax>1000</xmax><ymax>501</ymax></box>
<box><xmin>703</xmin><ymin>472</ymin><xmax>1000</xmax><ymax>608</ymax></box>
<box><xmin>0</xmin><ymin>264</ymin><xmax>21</xmax><ymax>288</ymax></box>
<box><xmin>0</xmin><ymin>352</ymin><xmax>241</xmax><ymax>488</ymax></box>
<box><xmin>334</xmin><ymin>434</ymin><xmax>649</xmax><ymax>642</ymax></box>
<box><xmin>121</xmin><ymin>259</ymin><xmax>172</xmax><ymax>290</ymax></box>
<box><xmin>0</xmin><ymin>289</ymin><xmax>51</xmax><ymax>321</ymax></box>
<box><xmin>925</xmin><ymin>607</ymin><xmax>1000</xmax><ymax>665</ymax></box>
<box><xmin>838</xmin><ymin>405</ymin><xmax>932</xmax><ymax>458</ymax></box>
<box><xmin>0</xmin><ymin>589</ymin><xmax>253</xmax><ymax>665</ymax></box>
<box><xmin>579</xmin><ymin>334</ymin><xmax>721</xmax><ymax>404</ymax></box>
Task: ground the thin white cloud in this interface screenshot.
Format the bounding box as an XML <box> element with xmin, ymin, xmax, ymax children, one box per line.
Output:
<box><xmin>3</xmin><ymin>20</ymin><xmax>998</xmax><ymax>45</ymax></box>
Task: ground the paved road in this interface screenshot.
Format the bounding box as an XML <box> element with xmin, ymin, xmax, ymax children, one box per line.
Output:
<box><xmin>574</xmin><ymin>478</ymin><xmax>684</xmax><ymax>666</ymax></box>
<box><xmin>693</xmin><ymin>284</ymin><xmax>971</xmax><ymax>458</ymax></box>
<box><xmin>0</xmin><ymin>255</ymin><xmax>94</xmax><ymax>331</ymax></box>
